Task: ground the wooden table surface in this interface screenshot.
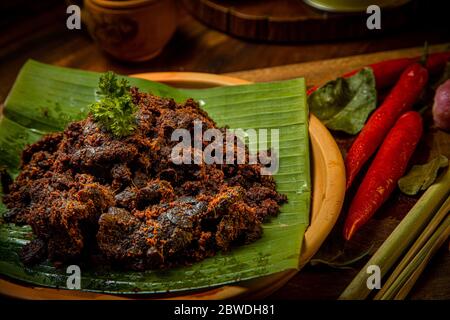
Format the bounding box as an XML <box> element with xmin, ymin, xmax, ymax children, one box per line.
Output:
<box><xmin>0</xmin><ymin>1</ymin><xmax>449</xmax><ymax>300</ymax></box>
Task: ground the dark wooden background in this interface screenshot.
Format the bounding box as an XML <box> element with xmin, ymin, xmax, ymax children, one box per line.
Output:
<box><xmin>0</xmin><ymin>0</ymin><xmax>449</xmax><ymax>299</ymax></box>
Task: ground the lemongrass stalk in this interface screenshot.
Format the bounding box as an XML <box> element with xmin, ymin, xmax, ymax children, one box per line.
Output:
<box><xmin>374</xmin><ymin>196</ymin><xmax>450</xmax><ymax>299</ymax></box>
<box><xmin>339</xmin><ymin>167</ymin><xmax>450</xmax><ymax>300</ymax></box>
<box><xmin>379</xmin><ymin>216</ymin><xmax>450</xmax><ymax>299</ymax></box>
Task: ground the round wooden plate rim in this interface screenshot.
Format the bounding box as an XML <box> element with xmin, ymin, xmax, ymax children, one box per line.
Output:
<box><xmin>0</xmin><ymin>72</ymin><xmax>345</xmax><ymax>300</ymax></box>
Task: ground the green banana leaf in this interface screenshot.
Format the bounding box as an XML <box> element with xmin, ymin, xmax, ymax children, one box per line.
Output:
<box><xmin>0</xmin><ymin>60</ymin><xmax>310</xmax><ymax>294</ymax></box>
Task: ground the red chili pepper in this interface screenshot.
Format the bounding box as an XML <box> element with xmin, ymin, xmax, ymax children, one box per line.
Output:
<box><xmin>343</xmin><ymin>57</ymin><xmax>415</xmax><ymax>90</ymax></box>
<box><xmin>343</xmin><ymin>111</ymin><xmax>423</xmax><ymax>240</ymax></box>
<box><xmin>345</xmin><ymin>63</ymin><xmax>428</xmax><ymax>189</ymax></box>
<box><xmin>307</xmin><ymin>86</ymin><xmax>318</xmax><ymax>95</ymax></box>
<box><xmin>307</xmin><ymin>51</ymin><xmax>449</xmax><ymax>95</ymax></box>
<box><xmin>425</xmin><ymin>51</ymin><xmax>450</xmax><ymax>75</ymax></box>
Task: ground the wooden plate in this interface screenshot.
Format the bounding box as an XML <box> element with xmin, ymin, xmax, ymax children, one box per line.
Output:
<box><xmin>182</xmin><ymin>0</ymin><xmax>417</xmax><ymax>42</ymax></box>
<box><xmin>0</xmin><ymin>72</ymin><xmax>345</xmax><ymax>299</ymax></box>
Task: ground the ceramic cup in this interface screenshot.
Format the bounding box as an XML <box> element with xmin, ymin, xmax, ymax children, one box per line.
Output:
<box><xmin>83</xmin><ymin>0</ymin><xmax>177</xmax><ymax>62</ymax></box>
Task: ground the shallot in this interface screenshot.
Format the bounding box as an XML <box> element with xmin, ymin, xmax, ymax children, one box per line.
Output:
<box><xmin>433</xmin><ymin>79</ymin><xmax>450</xmax><ymax>131</ymax></box>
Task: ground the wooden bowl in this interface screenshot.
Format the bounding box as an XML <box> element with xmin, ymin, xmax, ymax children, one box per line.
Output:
<box><xmin>83</xmin><ymin>0</ymin><xmax>177</xmax><ymax>62</ymax></box>
<box><xmin>0</xmin><ymin>72</ymin><xmax>345</xmax><ymax>299</ymax></box>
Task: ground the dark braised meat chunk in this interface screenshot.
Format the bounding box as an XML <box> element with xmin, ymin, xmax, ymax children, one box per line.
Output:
<box><xmin>3</xmin><ymin>89</ymin><xmax>287</xmax><ymax>270</ymax></box>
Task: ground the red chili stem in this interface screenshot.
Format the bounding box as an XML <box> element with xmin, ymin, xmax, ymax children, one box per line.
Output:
<box><xmin>343</xmin><ymin>111</ymin><xmax>423</xmax><ymax>240</ymax></box>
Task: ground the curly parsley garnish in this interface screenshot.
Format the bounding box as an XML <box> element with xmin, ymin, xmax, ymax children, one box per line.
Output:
<box><xmin>90</xmin><ymin>72</ymin><xmax>137</xmax><ymax>138</ymax></box>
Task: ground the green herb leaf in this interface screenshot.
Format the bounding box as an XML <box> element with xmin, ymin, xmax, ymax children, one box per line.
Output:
<box><xmin>89</xmin><ymin>72</ymin><xmax>137</xmax><ymax>138</ymax></box>
<box><xmin>308</xmin><ymin>68</ymin><xmax>377</xmax><ymax>135</ymax></box>
<box><xmin>310</xmin><ymin>245</ymin><xmax>373</xmax><ymax>270</ymax></box>
<box><xmin>398</xmin><ymin>155</ymin><xmax>449</xmax><ymax>196</ymax></box>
